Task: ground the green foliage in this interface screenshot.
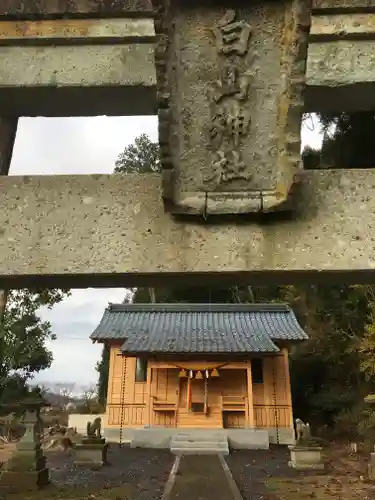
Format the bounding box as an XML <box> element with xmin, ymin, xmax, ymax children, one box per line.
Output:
<box><xmin>96</xmin><ymin>344</ymin><xmax>110</xmax><ymax>406</ymax></box>
<box><xmin>302</xmin><ymin>111</ymin><xmax>375</xmax><ymax>169</ymax></box>
<box><xmin>114</xmin><ymin>134</ymin><xmax>161</xmax><ymax>174</ymax></box>
<box><xmin>319</xmin><ymin>112</ymin><xmax>375</xmax><ymax>169</ymax></box>
<box><xmin>302</xmin><ymin>146</ymin><xmax>321</xmax><ymax>170</ymax></box>
<box><xmin>0</xmin><ymin>288</ymin><xmax>70</xmax><ymax>409</ymax></box>
<box><xmin>358</xmin><ymin>322</ymin><xmax>375</xmax><ymax>382</ymax></box>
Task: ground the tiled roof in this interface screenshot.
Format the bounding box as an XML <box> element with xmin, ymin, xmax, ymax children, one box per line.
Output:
<box><xmin>90</xmin><ymin>303</ymin><xmax>308</xmax><ymax>355</ymax></box>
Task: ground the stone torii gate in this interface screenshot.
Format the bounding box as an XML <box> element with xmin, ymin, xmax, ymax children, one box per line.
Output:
<box><xmin>0</xmin><ymin>0</ymin><xmax>374</xmax><ymax>288</ymax></box>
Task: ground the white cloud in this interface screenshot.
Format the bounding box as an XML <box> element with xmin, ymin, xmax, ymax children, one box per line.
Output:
<box><xmin>10</xmin><ymin>114</ymin><xmax>322</xmax><ymax>386</ymax></box>
<box><xmin>301</xmin><ymin>114</ymin><xmax>323</xmax><ymax>150</ymax></box>
<box><xmin>10</xmin><ymin>116</ymin><xmax>158</xmax><ymax>175</ymax></box>
<box><xmin>33</xmin><ymin>288</ymin><xmax>129</xmax><ymax>388</ymax></box>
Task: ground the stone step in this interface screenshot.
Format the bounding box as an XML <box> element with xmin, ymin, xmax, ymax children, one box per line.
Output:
<box><xmin>171</xmin><ymin>441</ymin><xmax>229</xmax><ymax>449</ymax></box>
<box><xmin>172</xmin><ymin>433</ymin><xmax>227</xmax><ymax>443</ymax></box>
<box><xmin>171</xmin><ymin>446</ymin><xmax>229</xmax><ymax>456</ymax></box>
<box><xmin>170</xmin><ymin>432</ymin><xmax>230</xmax><ymax>455</ymax></box>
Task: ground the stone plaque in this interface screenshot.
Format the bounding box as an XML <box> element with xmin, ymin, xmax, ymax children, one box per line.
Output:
<box><xmin>155</xmin><ymin>0</ymin><xmax>310</xmax><ymax>215</ymax></box>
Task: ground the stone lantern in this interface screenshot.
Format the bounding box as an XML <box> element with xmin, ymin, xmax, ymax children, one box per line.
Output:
<box><xmin>0</xmin><ymin>393</ymin><xmax>50</xmax><ymax>492</ymax></box>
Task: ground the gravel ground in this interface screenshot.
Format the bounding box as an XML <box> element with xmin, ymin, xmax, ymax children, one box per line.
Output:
<box><xmin>225</xmin><ymin>445</ymin><xmax>312</xmax><ymax>500</ymax></box>
<box><xmin>47</xmin><ymin>445</ymin><xmax>175</xmax><ymax>500</ymax></box>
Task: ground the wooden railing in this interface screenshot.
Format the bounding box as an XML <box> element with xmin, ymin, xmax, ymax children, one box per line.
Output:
<box><xmin>254</xmin><ymin>405</ymin><xmax>293</xmax><ymax>428</ymax></box>
<box><xmin>151</xmin><ymin>396</ymin><xmax>177</xmax><ymax>412</ymax></box>
<box><xmin>151</xmin><ymin>396</ymin><xmax>178</xmax><ymax>427</ymax></box>
<box><xmin>221</xmin><ymin>395</ymin><xmax>248</xmax><ymax>412</ymax></box>
<box><xmin>107</xmin><ymin>403</ymin><xmax>146</xmax><ymax>426</ymax></box>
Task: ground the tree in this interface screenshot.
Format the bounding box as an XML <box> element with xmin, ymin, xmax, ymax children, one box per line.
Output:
<box><xmin>302</xmin><ymin>111</ymin><xmax>375</xmax><ymax>169</ymax></box>
<box><xmin>96</xmin><ymin>344</ymin><xmax>110</xmax><ymax>406</ymax></box>
<box><xmin>284</xmin><ymin>284</ymin><xmax>371</xmax><ymax>426</ymax></box>
<box><xmin>114</xmin><ymin>134</ymin><xmax>161</xmax><ymax>174</ymax></box>
<box><xmin>0</xmin><ymin>288</ymin><xmax>70</xmax><ymax>408</ymax></box>
<box><xmin>48</xmin><ymin>382</ymin><xmax>77</xmax><ymax>406</ymax></box>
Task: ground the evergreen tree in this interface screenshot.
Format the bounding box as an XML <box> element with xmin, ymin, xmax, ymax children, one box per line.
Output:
<box><xmin>96</xmin><ymin>344</ymin><xmax>110</xmax><ymax>406</ymax></box>
<box><xmin>0</xmin><ymin>288</ymin><xmax>70</xmax><ymax>410</ymax></box>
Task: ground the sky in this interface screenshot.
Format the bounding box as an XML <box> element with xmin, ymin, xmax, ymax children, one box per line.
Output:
<box><xmin>9</xmin><ymin>115</ymin><xmax>322</xmax><ymax>393</ymax></box>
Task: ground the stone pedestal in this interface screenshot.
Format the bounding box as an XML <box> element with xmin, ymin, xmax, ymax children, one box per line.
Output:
<box><xmin>0</xmin><ymin>407</ymin><xmax>49</xmax><ymax>492</ymax></box>
<box><xmin>288</xmin><ymin>445</ymin><xmax>325</xmax><ymax>470</ymax></box>
<box><xmin>74</xmin><ymin>438</ymin><xmax>108</xmax><ymax>468</ymax></box>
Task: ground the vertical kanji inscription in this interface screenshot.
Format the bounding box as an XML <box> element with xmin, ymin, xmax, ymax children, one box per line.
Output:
<box><xmin>206</xmin><ymin>9</ymin><xmax>253</xmax><ymax>188</ymax></box>
<box><xmin>156</xmin><ymin>0</ymin><xmax>309</xmax><ymax>215</ymax></box>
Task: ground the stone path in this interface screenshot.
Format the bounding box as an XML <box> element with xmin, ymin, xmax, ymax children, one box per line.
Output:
<box><xmin>165</xmin><ymin>455</ymin><xmax>242</xmax><ymax>500</ymax></box>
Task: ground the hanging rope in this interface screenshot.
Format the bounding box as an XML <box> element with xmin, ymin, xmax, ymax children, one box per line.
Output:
<box><xmin>272</xmin><ymin>357</ymin><xmax>280</xmax><ymax>445</ymax></box>
<box><xmin>119</xmin><ymin>356</ymin><xmax>126</xmax><ymax>447</ymax></box>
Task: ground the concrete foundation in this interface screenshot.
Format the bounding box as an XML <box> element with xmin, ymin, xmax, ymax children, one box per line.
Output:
<box><xmin>266</xmin><ymin>427</ymin><xmax>295</xmax><ymax>446</ymax></box>
<box><xmin>103</xmin><ymin>427</ymin><xmax>271</xmax><ymax>450</ymax></box>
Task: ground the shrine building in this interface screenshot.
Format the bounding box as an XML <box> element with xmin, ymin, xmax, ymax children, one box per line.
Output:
<box><xmin>90</xmin><ymin>303</ymin><xmax>308</xmax><ymax>450</ymax></box>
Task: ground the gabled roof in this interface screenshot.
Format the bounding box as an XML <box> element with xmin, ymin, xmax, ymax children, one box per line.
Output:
<box><xmin>90</xmin><ymin>303</ymin><xmax>308</xmax><ymax>355</ymax></box>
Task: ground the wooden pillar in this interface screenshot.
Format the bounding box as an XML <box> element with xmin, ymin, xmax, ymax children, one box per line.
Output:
<box><xmin>282</xmin><ymin>348</ymin><xmax>294</xmax><ymax>428</ymax></box>
<box><xmin>174</xmin><ymin>377</ymin><xmax>180</xmax><ymax>427</ymax></box>
<box><xmin>186</xmin><ymin>376</ymin><xmax>192</xmax><ymax>410</ymax></box>
<box><xmin>145</xmin><ymin>365</ymin><xmax>153</xmax><ymax>426</ymax></box>
<box><xmin>246</xmin><ymin>363</ymin><xmax>255</xmax><ymax>428</ymax></box>
<box><xmin>262</xmin><ymin>357</ymin><xmax>274</xmax><ymax>427</ymax></box>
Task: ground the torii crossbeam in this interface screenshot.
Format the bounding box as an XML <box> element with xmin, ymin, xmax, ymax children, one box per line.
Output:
<box><xmin>0</xmin><ymin>0</ymin><xmax>374</xmax><ymax>287</ymax></box>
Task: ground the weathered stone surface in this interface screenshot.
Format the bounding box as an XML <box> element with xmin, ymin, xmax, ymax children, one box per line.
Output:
<box><xmin>289</xmin><ymin>446</ymin><xmax>324</xmax><ymax>470</ymax></box>
<box><xmin>0</xmin><ymin>42</ymin><xmax>156</xmax><ymax>116</ymax></box>
<box><xmin>1</xmin><ymin>170</ymin><xmax>375</xmax><ymax>287</ymax></box>
<box><xmin>156</xmin><ymin>0</ymin><xmax>308</xmax><ymax>215</ymax></box>
<box><xmin>306</xmin><ymin>8</ymin><xmax>375</xmax><ymax>111</ymax></box>
<box><xmin>0</xmin><ymin>0</ymin><xmax>153</xmax><ymax>17</ymax></box>
<box><xmin>310</xmin><ymin>13</ymin><xmax>375</xmax><ymax>39</ymax></box>
<box><xmin>313</xmin><ymin>0</ymin><xmax>375</xmax><ymax>9</ymax></box>
<box><xmin>306</xmin><ymin>39</ymin><xmax>375</xmax><ymax>111</ymax></box>
<box><xmin>308</xmin><ymin>40</ymin><xmax>375</xmax><ymax>87</ymax></box>
<box><xmin>74</xmin><ymin>442</ymin><xmax>109</xmax><ymax>466</ymax></box>
<box><xmin>0</xmin><ymin>18</ymin><xmax>155</xmax><ymax>44</ymax></box>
